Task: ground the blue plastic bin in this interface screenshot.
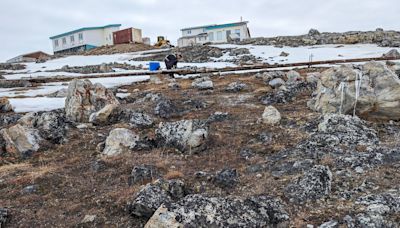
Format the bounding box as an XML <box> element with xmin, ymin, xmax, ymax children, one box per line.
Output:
<box><xmin>149</xmin><ymin>62</ymin><xmax>160</xmax><ymax>71</ymax></box>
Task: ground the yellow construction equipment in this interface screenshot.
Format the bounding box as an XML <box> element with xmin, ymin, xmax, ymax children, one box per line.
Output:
<box><xmin>155</xmin><ymin>36</ymin><xmax>171</xmax><ymax>47</ymax></box>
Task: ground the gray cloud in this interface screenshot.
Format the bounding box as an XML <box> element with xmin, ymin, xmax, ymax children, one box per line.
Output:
<box><xmin>1</xmin><ymin>0</ymin><xmax>399</xmax><ymax>61</ymax></box>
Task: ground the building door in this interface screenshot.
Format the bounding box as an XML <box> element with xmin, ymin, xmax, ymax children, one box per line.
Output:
<box><xmin>226</xmin><ymin>30</ymin><xmax>231</xmax><ymax>41</ymax></box>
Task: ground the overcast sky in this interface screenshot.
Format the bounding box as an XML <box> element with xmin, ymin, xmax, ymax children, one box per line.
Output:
<box><xmin>1</xmin><ymin>0</ymin><xmax>399</xmax><ymax>62</ymax></box>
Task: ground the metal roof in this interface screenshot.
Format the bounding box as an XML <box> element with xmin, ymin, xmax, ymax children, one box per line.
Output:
<box><xmin>49</xmin><ymin>24</ymin><xmax>122</xmax><ymax>40</ymax></box>
<box><xmin>181</xmin><ymin>21</ymin><xmax>248</xmax><ymax>31</ymax></box>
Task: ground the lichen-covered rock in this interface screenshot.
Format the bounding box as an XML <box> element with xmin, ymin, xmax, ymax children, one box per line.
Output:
<box><xmin>154</xmin><ymin>98</ymin><xmax>179</xmax><ymax>119</ymax></box>
<box><xmin>192</xmin><ymin>77</ymin><xmax>214</xmax><ymax>90</ymax></box>
<box><xmin>262</xmin><ymin>106</ymin><xmax>281</xmax><ymax>125</ymax></box>
<box><xmin>261</xmin><ymin>81</ymin><xmax>316</xmax><ymax>105</ymax></box>
<box><xmin>128</xmin><ymin>179</ymin><xmax>186</xmax><ymax>218</ymax></box>
<box><xmin>18</xmin><ymin>111</ymin><xmax>67</xmax><ymax>144</ymax></box>
<box><xmin>0</xmin><ymin>124</ymin><xmax>41</xmax><ymax>158</ymax></box>
<box><xmin>213</xmin><ymin>168</ymin><xmax>239</xmax><ymax>189</ymax></box>
<box><xmin>128</xmin><ymin>165</ymin><xmax>159</xmax><ymax>186</ymax></box>
<box><xmin>103</xmin><ymin>128</ymin><xmax>138</xmax><ymax>156</ymax></box>
<box><xmin>0</xmin><ymin>97</ymin><xmax>13</xmax><ymax>113</ymax></box>
<box><xmin>65</xmin><ymin>79</ymin><xmax>119</xmax><ymax>122</ymax></box>
<box><xmin>156</xmin><ymin>119</ymin><xmax>208</xmax><ymax>153</ymax></box>
<box><xmin>285</xmin><ymin>165</ymin><xmax>332</xmax><ymax>203</ymax></box>
<box><xmin>145</xmin><ymin>194</ymin><xmax>289</xmax><ymax>228</ymax></box>
<box><xmin>225</xmin><ymin>81</ymin><xmax>249</xmax><ymax>92</ymax></box>
<box><xmin>308</xmin><ymin>62</ymin><xmax>400</xmax><ymax>120</ymax></box>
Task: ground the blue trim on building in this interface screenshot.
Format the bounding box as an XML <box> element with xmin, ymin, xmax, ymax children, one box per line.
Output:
<box><xmin>205</xmin><ymin>22</ymin><xmax>247</xmax><ymax>30</ymax></box>
<box><xmin>50</xmin><ymin>24</ymin><xmax>121</xmax><ymax>40</ymax></box>
<box><xmin>181</xmin><ymin>22</ymin><xmax>248</xmax><ymax>31</ymax></box>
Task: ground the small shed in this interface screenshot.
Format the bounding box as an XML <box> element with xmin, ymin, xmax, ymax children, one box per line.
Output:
<box><xmin>7</xmin><ymin>51</ymin><xmax>51</xmax><ymax>63</ymax></box>
<box><xmin>113</xmin><ymin>28</ymin><xmax>143</xmax><ymax>45</ymax></box>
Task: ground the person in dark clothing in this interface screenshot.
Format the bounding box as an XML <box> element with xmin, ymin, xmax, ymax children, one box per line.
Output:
<box><xmin>164</xmin><ymin>53</ymin><xmax>182</xmax><ymax>78</ymax></box>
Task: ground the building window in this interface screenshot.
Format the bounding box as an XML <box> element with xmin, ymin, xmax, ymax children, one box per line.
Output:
<box><xmin>70</xmin><ymin>35</ymin><xmax>75</xmax><ymax>43</ymax></box>
<box><xmin>62</xmin><ymin>37</ymin><xmax>67</xmax><ymax>45</ymax></box>
<box><xmin>54</xmin><ymin>40</ymin><xmax>59</xmax><ymax>47</ymax></box>
<box><xmin>78</xmin><ymin>33</ymin><xmax>83</xmax><ymax>41</ymax></box>
<box><xmin>217</xmin><ymin>31</ymin><xmax>223</xmax><ymax>41</ymax></box>
<box><xmin>235</xmin><ymin>29</ymin><xmax>241</xmax><ymax>37</ymax></box>
<box><xmin>187</xmin><ymin>30</ymin><xmax>191</xmax><ymax>35</ymax></box>
<box><xmin>209</xmin><ymin>32</ymin><xmax>214</xmax><ymax>41</ymax></box>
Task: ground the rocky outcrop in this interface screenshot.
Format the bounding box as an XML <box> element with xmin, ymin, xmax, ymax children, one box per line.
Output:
<box><xmin>268</xmin><ymin>78</ymin><xmax>286</xmax><ymax>88</ymax></box>
<box><xmin>308</xmin><ymin>62</ymin><xmax>400</xmax><ymax>120</ymax></box>
<box><xmin>65</xmin><ymin>79</ymin><xmax>119</xmax><ymax>122</ymax></box>
<box><xmin>0</xmin><ymin>98</ymin><xmax>13</xmax><ymax>113</ymax></box>
<box><xmin>192</xmin><ymin>77</ymin><xmax>214</xmax><ymax>90</ymax></box>
<box><xmin>128</xmin><ymin>179</ymin><xmax>186</xmax><ymax>218</ymax></box>
<box><xmin>103</xmin><ymin>128</ymin><xmax>138</xmax><ymax>156</ymax></box>
<box><xmin>145</xmin><ymin>194</ymin><xmax>289</xmax><ymax>228</ymax></box>
<box><xmin>238</xmin><ymin>29</ymin><xmax>400</xmax><ymax>47</ymax></box>
<box><xmin>285</xmin><ymin>165</ymin><xmax>332</xmax><ymax>203</ymax></box>
<box><xmin>155</xmin><ymin>119</ymin><xmax>208</xmax><ymax>153</ymax></box>
<box><xmin>262</xmin><ymin>106</ymin><xmax>281</xmax><ymax>125</ymax></box>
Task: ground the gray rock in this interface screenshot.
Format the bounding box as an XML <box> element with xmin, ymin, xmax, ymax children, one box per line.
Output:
<box><xmin>0</xmin><ymin>124</ymin><xmax>41</xmax><ymax>158</ymax></box>
<box><xmin>262</xmin><ymin>106</ymin><xmax>281</xmax><ymax>125</ymax></box>
<box><xmin>145</xmin><ymin>194</ymin><xmax>289</xmax><ymax>228</ymax></box>
<box><xmin>207</xmin><ymin>112</ymin><xmax>229</xmax><ymax>123</ymax></box>
<box><xmin>262</xmin><ymin>81</ymin><xmax>316</xmax><ymax>105</ymax></box>
<box><xmin>103</xmin><ymin>128</ymin><xmax>139</xmax><ymax>156</ymax></box>
<box><xmin>319</xmin><ymin>220</ymin><xmax>338</xmax><ymax>228</ymax></box>
<box><xmin>192</xmin><ymin>77</ymin><xmax>214</xmax><ymax>90</ymax></box>
<box><xmin>129</xmin><ymin>112</ymin><xmax>154</xmax><ymax>128</ymax></box>
<box><xmin>128</xmin><ymin>179</ymin><xmax>186</xmax><ymax>218</ymax></box>
<box><xmin>269</xmin><ymin>78</ymin><xmax>286</xmax><ymax>88</ymax></box>
<box><xmin>225</xmin><ymin>81</ymin><xmax>249</xmax><ymax>92</ymax></box>
<box><xmin>213</xmin><ymin>168</ymin><xmax>239</xmax><ymax>189</ymax></box>
<box><xmin>154</xmin><ymin>98</ymin><xmax>179</xmax><ymax>119</ymax></box>
<box><xmin>0</xmin><ymin>98</ymin><xmax>13</xmax><ymax>113</ymax></box>
<box><xmin>155</xmin><ymin>119</ymin><xmax>208</xmax><ymax>153</ymax></box>
<box><xmin>65</xmin><ymin>79</ymin><xmax>119</xmax><ymax>122</ymax></box>
<box><xmin>22</xmin><ymin>185</ymin><xmax>38</xmax><ymax>194</ymax></box>
<box><xmin>286</xmin><ymin>70</ymin><xmax>302</xmax><ymax>83</ymax></box>
<box><xmin>383</xmin><ymin>49</ymin><xmax>400</xmax><ymax>58</ymax></box>
<box><xmin>285</xmin><ymin>165</ymin><xmax>332</xmax><ymax>203</ymax></box>
<box><xmin>0</xmin><ymin>208</ymin><xmax>10</xmax><ymax>227</ymax></box>
<box><xmin>128</xmin><ymin>165</ymin><xmax>159</xmax><ymax>186</ymax></box>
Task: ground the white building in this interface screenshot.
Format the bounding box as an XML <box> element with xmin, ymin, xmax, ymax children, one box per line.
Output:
<box><xmin>49</xmin><ymin>24</ymin><xmax>121</xmax><ymax>54</ymax></box>
<box><xmin>178</xmin><ymin>21</ymin><xmax>250</xmax><ymax>47</ymax></box>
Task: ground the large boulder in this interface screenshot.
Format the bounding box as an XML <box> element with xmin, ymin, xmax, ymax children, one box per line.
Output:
<box><xmin>156</xmin><ymin>119</ymin><xmax>208</xmax><ymax>153</ymax></box>
<box><xmin>65</xmin><ymin>79</ymin><xmax>119</xmax><ymax>122</ymax></box>
<box><xmin>0</xmin><ymin>124</ymin><xmax>41</xmax><ymax>158</ymax></box>
<box><xmin>285</xmin><ymin>165</ymin><xmax>332</xmax><ymax>203</ymax></box>
<box><xmin>286</xmin><ymin>70</ymin><xmax>302</xmax><ymax>83</ymax></box>
<box><xmin>308</xmin><ymin>62</ymin><xmax>400</xmax><ymax>120</ymax></box>
<box><xmin>145</xmin><ymin>194</ymin><xmax>289</xmax><ymax>228</ymax></box>
<box><xmin>103</xmin><ymin>128</ymin><xmax>138</xmax><ymax>156</ymax></box>
<box><xmin>0</xmin><ymin>98</ymin><xmax>13</xmax><ymax>113</ymax></box>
